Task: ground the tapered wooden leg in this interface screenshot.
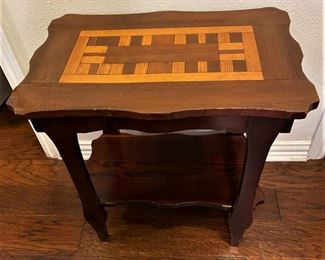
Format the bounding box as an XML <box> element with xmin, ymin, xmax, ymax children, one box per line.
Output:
<box><xmin>229</xmin><ymin>117</ymin><xmax>285</xmax><ymax>246</ymax></box>
<box><xmin>43</xmin><ymin>121</ymin><xmax>109</xmax><ymax>241</ymax></box>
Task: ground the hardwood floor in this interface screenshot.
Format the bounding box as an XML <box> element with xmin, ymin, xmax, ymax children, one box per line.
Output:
<box><xmin>0</xmin><ymin>105</ymin><xmax>324</xmax><ymax>259</ymax></box>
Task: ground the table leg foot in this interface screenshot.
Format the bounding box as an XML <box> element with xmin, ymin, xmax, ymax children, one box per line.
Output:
<box><xmin>254</xmin><ymin>186</ymin><xmax>265</xmax><ymax>209</ymax></box>
<box><xmin>229</xmin><ymin>231</ymin><xmax>243</xmax><ymax>246</ymax></box>
<box><xmin>84</xmin><ymin>208</ymin><xmax>109</xmax><ymax>241</ymax></box>
<box><xmin>228</xmin><ymin>210</ymin><xmax>252</xmax><ymax>246</ymax></box>
<box><xmin>228</xmin><ymin>117</ymin><xmax>285</xmax><ymax>245</ymax></box>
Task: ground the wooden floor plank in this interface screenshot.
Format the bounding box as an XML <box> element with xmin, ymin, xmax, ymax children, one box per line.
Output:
<box><xmin>260</xmin><ymin>160</ymin><xmax>325</xmax><ymax>190</ymax></box>
<box><xmin>0</xmin><ymin>105</ymin><xmax>324</xmax><ymax>258</ymax></box>
<box><xmin>276</xmin><ymin>189</ymin><xmax>324</xmax><ymax>222</ymax></box>
<box><xmin>0</xmin><ymin>131</ymin><xmax>46</xmax><ymax>160</ymax></box>
<box><xmin>0</xmin><ymin>215</ymin><xmax>83</xmax><ymax>257</ymax></box>
<box><xmin>252</xmin><ymin>219</ymin><xmax>323</xmax><ymax>258</ymax></box>
<box><xmin>0</xmin><ymin>185</ymin><xmax>81</xmax><ymax>216</ymax></box>
<box><xmin>0</xmin><ymin>106</ymin><xmax>46</xmax><ymax>160</ymax></box>
<box><xmin>0</xmin><ymin>160</ymin><xmax>70</xmax><ymax>186</ymax></box>
<box><xmin>77</xmin><ymin>211</ymin><xmax>264</xmax><ymax>258</ymax></box>
<box><xmin>252</xmin><ymin>188</ymin><xmax>281</xmax><ymax>221</ymax></box>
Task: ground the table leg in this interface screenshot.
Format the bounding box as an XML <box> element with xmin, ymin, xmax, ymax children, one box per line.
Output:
<box><xmin>43</xmin><ymin>123</ymin><xmax>109</xmax><ymax>241</ymax></box>
<box><xmin>229</xmin><ymin>117</ymin><xmax>285</xmax><ymax>246</ymax></box>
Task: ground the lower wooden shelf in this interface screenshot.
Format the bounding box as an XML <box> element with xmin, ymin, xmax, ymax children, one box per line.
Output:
<box><xmin>87</xmin><ymin>133</ymin><xmax>247</xmax><ymax>209</ymax></box>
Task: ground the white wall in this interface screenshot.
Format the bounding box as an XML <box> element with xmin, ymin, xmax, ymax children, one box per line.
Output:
<box><xmin>0</xmin><ymin>0</ymin><xmax>323</xmax><ymax>159</ymax></box>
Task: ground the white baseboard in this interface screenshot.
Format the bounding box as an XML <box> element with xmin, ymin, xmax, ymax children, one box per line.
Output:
<box><xmin>268</xmin><ymin>140</ymin><xmax>311</xmax><ymax>161</ymax></box>
<box><xmin>308</xmin><ymin>111</ymin><xmax>325</xmax><ymax>159</ymax></box>
<box><xmin>79</xmin><ymin>139</ymin><xmax>312</xmax><ymax>162</ymax></box>
<box><xmin>79</xmin><ymin>140</ymin><xmax>94</xmax><ymax>160</ymax></box>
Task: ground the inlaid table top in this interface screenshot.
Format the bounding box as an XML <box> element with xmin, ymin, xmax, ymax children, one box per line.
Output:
<box><xmin>7</xmin><ymin>8</ymin><xmax>319</xmax><ymax>119</ymax></box>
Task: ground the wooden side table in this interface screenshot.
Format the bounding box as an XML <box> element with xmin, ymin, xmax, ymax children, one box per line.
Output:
<box><xmin>7</xmin><ymin>8</ymin><xmax>319</xmax><ymax>245</ymax></box>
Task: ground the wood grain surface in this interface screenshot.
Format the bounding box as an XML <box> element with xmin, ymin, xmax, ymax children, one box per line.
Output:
<box><xmin>7</xmin><ymin>8</ymin><xmax>319</xmax><ymax>119</ymax></box>
<box><xmin>86</xmin><ymin>133</ymin><xmax>246</xmax><ymax>208</ymax></box>
<box><xmin>0</xmin><ymin>105</ymin><xmax>324</xmax><ymax>258</ymax></box>
<box><xmin>7</xmin><ymin>80</ymin><xmax>318</xmax><ymax>119</ymax></box>
<box><xmin>60</xmin><ymin>25</ymin><xmax>263</xmax><ymax>83</ymax></box>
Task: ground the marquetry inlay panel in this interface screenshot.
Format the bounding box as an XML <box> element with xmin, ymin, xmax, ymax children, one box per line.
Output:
<box><xmin>60</xmin><ymin>25</ymin><xmax>263</xmax><ymax>83</ymax></box>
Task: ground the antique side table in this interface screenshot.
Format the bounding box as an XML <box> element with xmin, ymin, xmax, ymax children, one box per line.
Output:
<box><xmin>7</xmin><ymin>8</ymin><xmax>319</xmax><ymax>245</ymax></box>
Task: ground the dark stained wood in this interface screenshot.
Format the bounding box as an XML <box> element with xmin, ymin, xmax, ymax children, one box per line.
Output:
<box><xmin>130</xmin><ymin>35</ymin><xmax>142</xmax><ymax>46</ymax></box>
<box><xmin>7</xmin><ymin>80</ymin><xmax>318</xmax><ymax>119</ymax></box>
<box><xmin>97</xmin><ymin>36</ymin><xmax>119</xmax><ymax>46</ymax></box>
<box><xmin>38</xmin><ymin>120</ymin><xmax>109</xmax><ymax>241</ymax></box>
<box><xmin>147</xmin><ymin>62</ymin><xmax>172</xmax><ymax>74</ymax></box>
<box><xmin>229</xmin><ymin>117</ymin><xmax>285</xmax><ymax>245</ymax></box>
<box><xmin>86</xmin><ymin>133</ymin><xmax>268</xmax><ymax>210</ymax></box>
<box><xmin>106</xmin><ymin>44</ymin><xmax>223</xmax><ymax>63</ymax></box>
<box><xmin>185</xmin><ymin>61</ymin><xmax>199</xmax><ymax>73</ymax></box>
<box><xmin>110</xmin><ymin>116</ymin><xmax>248</xmax><ymax>134</ymax></box>
<box><xmin>93</xmin><ymin>174</ymin><xmax>241</xmax><ymax>208</ymax></box>
<box><xmin>88</xmin><ymin>63</ymin><xmax>99</xmax><ymax>75</ymax></box>
<box><xmin>233</xmin><ymin>60</ymin><xmax>247</xmax><ymax>72</ymax></box>
<box><xmin>6</xmin><ymin>9</ymin><xmax>319</xmax><ymax>119</ymax></box>
<box><xmin>122</xmin><ymin>63</ymin><xmax>136</xmax><ymax>75</ymax></box>
<box><xmin>229</xmin><ymin>32</ymin><xmax>243</xmax><ymax>43</ymax></box>
<box><xmin>0</xmin><ymin>106</ymin><xmax>324</xmax><ymax>257</ymax></box>
<box><xmin>206</xmin><ymin>33</ymin><xmax>218</xmax><ymax>44</ymax></box>
<box><xmin>254</xmin><ymin>24</ymin><xmax>306</xmax><ymax>80</ymax></box>
<box><xmin>186</xmin><ymin>34</ymin><xmax>198</xmax><ymax>44</ymax></box>
<box><xmin>88</xmin><ymin>132</ymin><xmax>247</xmax><ymax>164</ymax></box>
<box><xmin>32</xmin><ymin>116</ymin><xmax>247</xmax><ymax>135</ymax></box>
<box><xmin>207</xmin><ymin>61</ymin><xmax>221</xmax><ymax>72</ymax></box>
<box><xmin>3</xmin><ymin>7</ymin><xmax>320</xmax><ymax>248</ymax></box>
<box><xmin>50</xmin><ymin>8</ymin><xmax>292</xmax><ymax>29</ymax></box>
<box><xmin>151</xmin><ymin>34</ymin><xmax>175</xmax><ymax>45</ymax></box>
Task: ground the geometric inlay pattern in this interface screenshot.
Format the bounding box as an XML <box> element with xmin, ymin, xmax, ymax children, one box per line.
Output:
<box><xmin>60</xmin><ymin>25</ymin><xmax>263</xmax><ymax>83</ymax></box>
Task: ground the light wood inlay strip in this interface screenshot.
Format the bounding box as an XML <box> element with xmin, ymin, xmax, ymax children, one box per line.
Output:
<box><xmin>219</xmin><ymin>53</ymin><xmax>245</xmax><ymax>61</ymax></box>
<box><xmin>219</xmin><ymin>43</ymin><xmax>244</xmax><ymax>50</ymax></box>
<box><xmin>97</xmin><ymin>64</ymin><xmax>111</xmax><ymax>74</ymax></box>
<box><xmin>172</xmin><ymin>62</ymin><xmax>185</xmax><ymax>73</ymax></box>
<box><xmin>80</xmin><ymin>56</ymin><xmax>105</xmax><ymax>64</ymax></box>
<box><xmin>62</xmin><ymin>37</ymin><xmax>89</xmax><ymax>75</ymax></box>
<box><xmin>76</xmin><ymin>63</ymin><xmax>91</xmax><ymax>75</ymax></box>
<box><xmin>218</xmin><ymin>33</ymin><xmax>230</xmax><ymax>44</ymax></box>
<box><xmin>174</xmin><ymin>34</ymin><xmax>186</xmax><ymax>44</ymax></box>
<box><xmin>141</xmin><ymin>35</ymin><xmax>152</xmax><ymax>46</ymax></box>
<box><xmin>84</xmin><ymin>46</ymin><xmax>108</xmax><ymax>53</ymax></box>
<box><xmin>60</xmin><ymin>71</ymin><xmax>263</xmax><ymax>83</ymax></box>
<box><xmin>220</xmin><ymin>60</ymin><xmax>234</xmax><ymax>72</ymax></box>
<box><xmin>79</xmin><ymin>26</ymin><xmax>253</xmax><ymax>37</ymax></box>
<box><xmin>198</xmin><ymin>33</ymin><xmax>206</xmax><ymax>44</ymax></box>
<box><xmin>198</xmin><ymin>61</ymin><xmax>208</xmax><ymax>72</ymax></box>
<box><xmin>119</xmin><ymin>35</ymin><xmax>131</xmax><ymax>46</ymax></box>
<box><xmin>134</xmin><ymin>63</ymin><xmax>148</xmax><ymax>74</ymax></box>
<box><xmin>242</xmin><ymin>32</ymin><xmax>262</xmax><ymax>72</ymax></box>
<box><xmin>109</xmin><ymin>64</ymin><xmax>124</xmax><ymax>75</ymax></box>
